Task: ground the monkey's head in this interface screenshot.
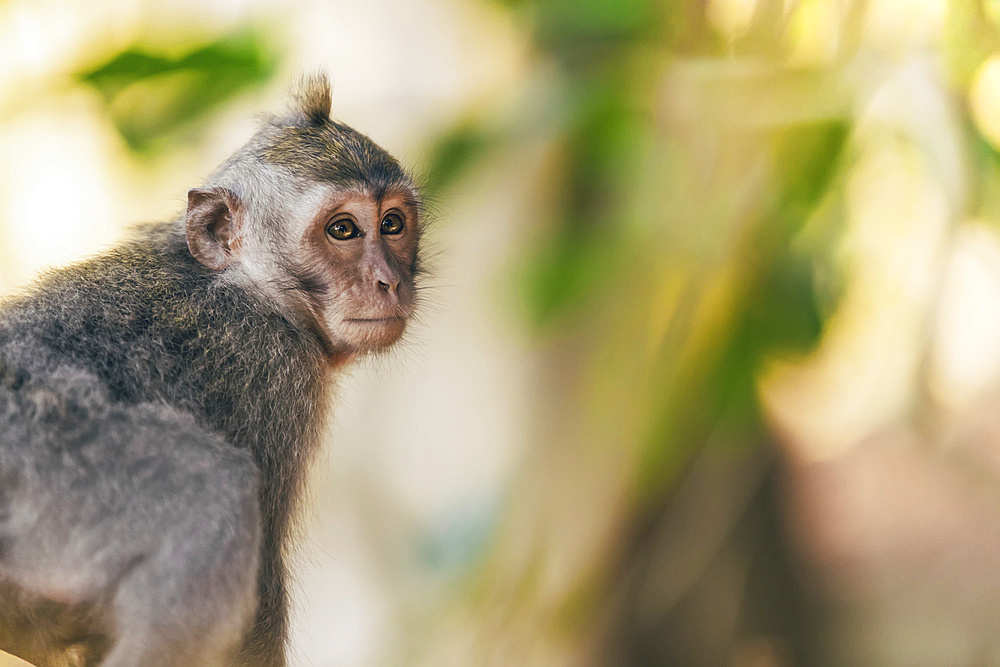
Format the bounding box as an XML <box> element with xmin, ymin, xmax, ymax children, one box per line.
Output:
<box><xmin>184</xmin><ymin>75</ymin><xmax>422</xmax><ymax>360</ymax></box>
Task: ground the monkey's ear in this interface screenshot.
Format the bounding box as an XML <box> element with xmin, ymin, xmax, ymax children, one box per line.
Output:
<box><xmin>185</xmin><ymin>187</ymin><xmax>242</xmax><ymax>271</ymax></box>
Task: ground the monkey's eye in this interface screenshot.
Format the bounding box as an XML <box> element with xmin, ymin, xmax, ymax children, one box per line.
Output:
<box><xmin>380</xmin><ymin>213</ymin><xmax>404</xmax><ymax>235</ymax></box>
<box><xmin>326</xmin><ymin>219</ymin><xmax>359</xmax><ymax>240</ymax></box>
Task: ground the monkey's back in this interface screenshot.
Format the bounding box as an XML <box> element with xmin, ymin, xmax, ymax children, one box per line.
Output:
<box><xmin>0</xmin><ymin>223</ymin><xmax>329</xmax><ymax>664</ymax></box>
<box><xmin>0</xmin><ymin>224</ymin><xmax>229</xmax><ymax>405</ymax></box>
<box><xmin>0</xmin><ymin>220</ymin><xmax>331</xmax><ymax>553</ymax></box>
<box><xmin>0</xmin><ymin>223</ymin><xmax>264</xmax><ymax>584</ymax></box>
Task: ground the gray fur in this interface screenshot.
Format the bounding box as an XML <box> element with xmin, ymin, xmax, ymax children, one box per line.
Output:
<box><xmin>0</xmin><ymin>76</ymin><xmax>420</xmax><ymax>666</ymax></box>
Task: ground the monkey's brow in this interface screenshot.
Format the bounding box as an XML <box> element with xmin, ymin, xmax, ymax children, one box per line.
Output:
<box><xmin>323</xmin><ymin>184</ymin><xmax>423</xmax><ymax>212</ymax></box>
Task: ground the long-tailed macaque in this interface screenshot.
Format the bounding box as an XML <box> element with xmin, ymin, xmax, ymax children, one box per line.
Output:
<box><xmin>0</xmin><ymin>75</ymin><xmax>422</xmax><ymax>666</ymax></box>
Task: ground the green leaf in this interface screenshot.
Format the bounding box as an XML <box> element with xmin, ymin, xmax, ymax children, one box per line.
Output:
<box><xmin>770</xmin><ymin>120</ymin><xmax>849</xmax><ymax>232</ymax></box>
<box><xmin>423</xmin><ymin>122</ymin><xmax>499</xmax><ymax>195</ymax></box>
<box><xmin>515</xmin><ymin>234</ymin><xmax>622</xmax><ymax>332</ymax></box>
<box><xmin>76</xmin><ymin>27</ymin><xmax>278</xmax><ymax>154</ymax></box>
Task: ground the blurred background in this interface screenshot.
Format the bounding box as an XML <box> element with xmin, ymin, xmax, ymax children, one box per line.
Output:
<box><xmin>3</xmin><ymin>0</ymin><xmax>1000</xmax><ymax>665</ymax></box>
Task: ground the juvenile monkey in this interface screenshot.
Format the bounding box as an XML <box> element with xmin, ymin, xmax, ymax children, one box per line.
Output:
<box><xmin>0</xmin><ymin>75</ymin><xmax>421</xmax><ymax>666</ymax></box>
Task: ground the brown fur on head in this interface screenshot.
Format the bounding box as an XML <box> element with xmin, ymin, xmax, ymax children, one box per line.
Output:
<box><xmin>261</xmin><ymin>75</ymin><xmax>418</xmax><ymax>199</ymax></box>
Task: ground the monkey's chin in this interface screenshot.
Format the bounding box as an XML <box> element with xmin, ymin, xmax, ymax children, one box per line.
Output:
<box><xmin>339</xmin><ymin>316</ymin><xmax>407</xmax><ymax>352</ymax></box>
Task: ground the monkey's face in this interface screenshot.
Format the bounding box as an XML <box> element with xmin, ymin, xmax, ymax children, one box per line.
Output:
<box><xmin>291</xmin><ymin>188</ymin><xmax>419</xmax><ymax>355</ymax></box>
<box><xmin>186</xmin><ymin>180</ymin><xmax>420</xmax><ymax>360</ymax></box>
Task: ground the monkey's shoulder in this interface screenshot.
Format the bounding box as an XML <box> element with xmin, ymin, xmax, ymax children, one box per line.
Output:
<box><xmin>2</xmin><ymin>232</ymin><xmax>325</xmax><ymax>415</ymax></box>
<box><xmin>1</xmin><ymin>240</ymin><xmax>181</xmax><ymax>345</ymax></box>
<box><xmin>0</xmin><ymin>234</ymin><xmax>218</xmax><ymax>394</ymax></box>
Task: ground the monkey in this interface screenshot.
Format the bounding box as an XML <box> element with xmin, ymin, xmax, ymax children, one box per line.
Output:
<box><xmin>0</xmin><ymin>74</ymin><xmax>422</xmax><ymax>666</ymax></box>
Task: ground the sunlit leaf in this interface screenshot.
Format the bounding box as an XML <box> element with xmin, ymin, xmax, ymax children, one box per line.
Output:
<box><xmin>769</xmin><ymin>120</ymin><xmax>849</xmax><ymax>232</ymax></box>
<box><xmin>637</xmin><ymin>122</ymin><xmax>846</xmax><ymax>495</ymax></box>
<box><xmin>76</xmin><ymin>27</ymin><xmax>277</xmax><ymax>154</ymax></box>
<box><xmin>498</xmin><ymin>0</ymin><xmax>653</xmax><ymax>42</ymax></box>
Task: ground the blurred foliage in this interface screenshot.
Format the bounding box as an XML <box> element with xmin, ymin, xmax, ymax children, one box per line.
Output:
<box><xmin>420</xmin><ymin>0</ymin><xmax>878</xmax><ymax>662</ymax></box>
<box><xmin>944</xmin><ymin>0</ymin><xmax>1000</xmax><ymax>86</ymax></box>
<box><xmin>498</xmin><ymin>0</ymin><xmax>657</xmax><ymax>56</ymax></box>
<box><xmin>427</xmin><ymin>0</ymin><xmax>848</xmax><ymax>498</ymax></box>
<box><xmin>419</xmin><ymin>0</ymin><xmax>1000</xmax><ymax>660</ymax></box>
<box><xmin>76</xmin><ymin>27</ymin><xmax>277</xmax><ymax>154</ymax></box>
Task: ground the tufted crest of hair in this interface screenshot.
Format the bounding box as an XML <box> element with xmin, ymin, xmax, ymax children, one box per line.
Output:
<box><xmin>292</xmin><ymin>74</ymin><xmax>332</xmax><ymax>126</ymax></box>
<box><xmin>251</xmin><ymin>75</ymin><xmax>417</xmax><ymax>201</ymax></box>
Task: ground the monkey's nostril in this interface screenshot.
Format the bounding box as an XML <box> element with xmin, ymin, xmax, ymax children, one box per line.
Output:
<box><xmin>377</xmin><ymin>280</ymin><xmax>391</xmax><ymax>292</ymax></box>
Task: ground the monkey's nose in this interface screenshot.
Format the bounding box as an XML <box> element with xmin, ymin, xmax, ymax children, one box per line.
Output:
<box><xmin>377</xmin><ymin>279</ymin><xmax>396</xmax><ymax>293</ymax></box>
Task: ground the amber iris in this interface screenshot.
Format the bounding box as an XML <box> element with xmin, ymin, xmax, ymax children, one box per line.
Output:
<box><xmin>380</xmin><ymin>213</ymin><xmax>404</xmax><ymax>235</ymax></box>
<box><xmin>326</xmin><ymin>219</ymin><xmax>359</xmax><ymax>240</ymax></box>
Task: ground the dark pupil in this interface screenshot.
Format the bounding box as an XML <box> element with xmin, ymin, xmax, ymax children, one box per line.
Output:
<box><xmin>330</xmin><ymin>221</ymin><xmax>354</xmax><ymax>238</ymax></box>
<box><xmin>382</xmin><ymin>216</ymin><xmax>401</xmax><ymax>233</ymax></box>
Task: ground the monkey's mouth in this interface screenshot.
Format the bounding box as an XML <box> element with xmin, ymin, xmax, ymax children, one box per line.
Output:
<box><xmin>340</xmin><ymin>315</ymin><xmax>407</xmax><ymax>351</ymax></box>
<box><xmin>344</xmin><ymin>317</ymin><xmax>405</xmax><ymax>324</ymax></box>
